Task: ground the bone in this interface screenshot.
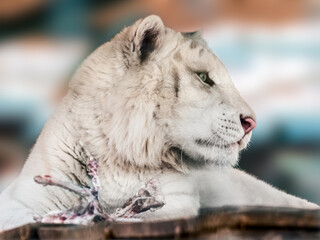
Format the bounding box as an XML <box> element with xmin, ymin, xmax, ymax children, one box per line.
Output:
<box><xmin>112</xmin><ymin>178</ymin><xmax>165</xmax><ymax>218</ymax></box>
<box><xmin>34</xmin><ymin>141</ymin><xmax>165</xmax><ymax>225</ymax></box>
<box><xmin>34</xmin><ymin>175</ymin><xmax>91</xmax><ymax>198</ymax></box>
<box><xmin>79</xmin><ymin>141</ymin><xmax>101</xmax><ymax>195</ymax></box>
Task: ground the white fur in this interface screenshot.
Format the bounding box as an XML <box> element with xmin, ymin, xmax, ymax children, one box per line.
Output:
<box><xmin>0</xmin><ymin>15</ymin><xmax>318</xmax><ymax>232</ymax></box>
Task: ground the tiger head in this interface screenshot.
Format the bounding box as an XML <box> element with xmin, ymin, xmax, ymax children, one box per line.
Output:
<box><xmin>71</xmin><ymin>15</ymin><xmax>256</xmax><ymax>170</ymax></box>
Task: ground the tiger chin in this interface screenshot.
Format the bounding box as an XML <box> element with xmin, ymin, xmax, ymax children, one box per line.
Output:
<box><xmin>0</xmin><ymin>15</ymin><xmax>318</xmax><ymax>232</ymax></box>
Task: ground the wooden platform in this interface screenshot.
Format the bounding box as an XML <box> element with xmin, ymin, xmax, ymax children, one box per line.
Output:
<box><xmin>1</xmin><ymin>206</ymin><xmax>320</xmax><ymax>239</ymax></box>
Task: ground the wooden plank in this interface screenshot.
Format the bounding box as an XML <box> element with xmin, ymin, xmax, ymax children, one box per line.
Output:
<box><xmin>0</xmin><ymin>223</ymin><xmax>39</xmax><ymax>240</ymax></box>
<box><xmin>194</xmin><ymin>229</ymin><xmax>320</xmax><ymax>240</ymax></box>
<box><xmin>108</xmin><ymin>206</ymin><xmax>320</xmax><ymax>238</ymax></box>
<box><xmin>1</xmin><ymin>207</ymin><xmax>320</xmax><ymax>239</ymax></box>
<box><xmin>109</xmin><ymin>217</ymin><xmax>198</xmax><ymax>238</ymax></box>
<box><xmin>38</xmin><ymin>224</ymin><xmax>108</xmax><ymax>240</ymax></box>
<box><xmin>198</xmin><ymin>206</ymin><xmax>320</xmax><ymax>230</ymax></box>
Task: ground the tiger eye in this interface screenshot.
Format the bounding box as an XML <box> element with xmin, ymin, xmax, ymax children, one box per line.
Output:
<box><xmin>196</xmin><ymin>72</ymin><xmax>215</xmax><ymax>87</ymax></box>
<box><xmin>199</xmin><ymin>73</ymin><xmax>207</xmax><ymax>82</ymax></box>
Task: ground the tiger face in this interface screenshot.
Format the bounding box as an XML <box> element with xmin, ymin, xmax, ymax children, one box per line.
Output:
<box><xmin>157</xmin><ymin>30</ymin><xmax>256</xmax><ymax>167</ymax></box>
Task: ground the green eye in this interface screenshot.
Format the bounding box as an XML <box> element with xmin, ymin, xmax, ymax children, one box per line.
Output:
<box><xmin>199</xmin><ymin>73</ymin><xmax>207</xmax><ymax>81</ymax></box>
<box><xmin>196</xmin><ymin>72</ymin><xmax>214</xmax><ymax>87</ymax></box>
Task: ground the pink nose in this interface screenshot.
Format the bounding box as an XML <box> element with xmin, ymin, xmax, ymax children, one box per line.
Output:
<box><xmin>240</xmin><ymin>116</ymin><xmax>256</xmax><ymax>135</ymax></box>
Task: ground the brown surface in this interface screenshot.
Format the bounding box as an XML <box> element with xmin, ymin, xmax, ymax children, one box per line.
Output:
<box><xmin>92</xmin><ymin>0</ymin><xmax>308</xmax><ymax>32</ymax></box>
<box><xmin>1</xmin><ymin>206</ymin><xmax>320</xmax><ymax>239</ymax></box>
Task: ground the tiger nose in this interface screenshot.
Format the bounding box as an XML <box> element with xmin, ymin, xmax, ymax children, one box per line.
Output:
<box><xmin>240</xmin><ymin>115</ymin><xmax>256</xmax><ymax>135</ymax></box>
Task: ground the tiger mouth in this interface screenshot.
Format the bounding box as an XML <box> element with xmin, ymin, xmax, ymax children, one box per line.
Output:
<box><xmin>195</xmin><ymin>138</ymin><xmax>238</xmax><ymax>149</ymax></box>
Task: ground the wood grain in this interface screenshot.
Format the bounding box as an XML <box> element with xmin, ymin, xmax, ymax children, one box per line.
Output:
<box><xmin>1</xmin><ymin>206</ymin><xmax>320</xmax><ymax>239</ymax></box>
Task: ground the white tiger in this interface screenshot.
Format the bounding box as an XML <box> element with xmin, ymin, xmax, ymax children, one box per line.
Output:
<box><xmin>0</xmin><ymin>15</ymin><xmax>318</xmax><ymax>231</ymax></box>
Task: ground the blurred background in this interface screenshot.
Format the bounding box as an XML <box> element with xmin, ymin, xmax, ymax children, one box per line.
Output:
<box><xmin>0</xmin><ymin>0</ymin><xmax>319</xmax><ymax>204</ymax></box>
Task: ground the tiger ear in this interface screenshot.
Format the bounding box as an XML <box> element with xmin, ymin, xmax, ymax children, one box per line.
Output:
<box><xmin>132</xmin><ymin>15</ymin><xmax>165</xmax><ymax>63</ymax></box>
